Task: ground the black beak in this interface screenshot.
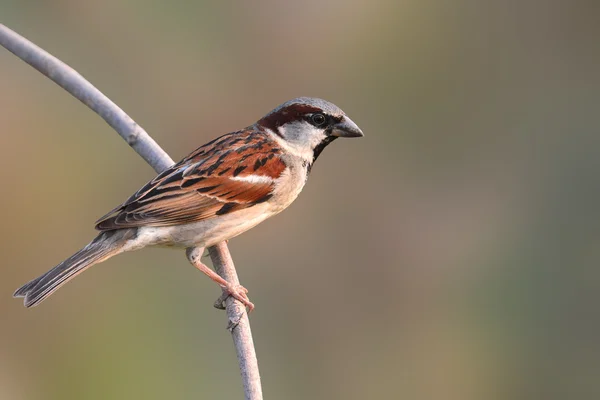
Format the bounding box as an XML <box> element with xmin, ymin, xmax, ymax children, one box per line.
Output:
<box><xmin>331</xmin><ymin>116</ymin><xmax>364</xmax><ymax>138</ymax></box>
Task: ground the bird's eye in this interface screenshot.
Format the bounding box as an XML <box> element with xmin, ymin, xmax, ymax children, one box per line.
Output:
<box><xmin>311</xmin><ymin>113</ymin><xmax>326</xmax><ymax>127</ymax></box>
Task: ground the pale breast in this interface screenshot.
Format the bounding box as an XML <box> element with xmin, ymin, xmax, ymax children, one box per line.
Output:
<box><xmin>270</xmin><ymin>159</ymin><xmax>308</xmax><ymax>212</ymax></box>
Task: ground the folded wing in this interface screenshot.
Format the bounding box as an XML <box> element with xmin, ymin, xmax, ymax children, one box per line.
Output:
<box><xmin>95</xmin><ymin>129</ymin><xmax>285</xmax><ymax>230</ymax></box>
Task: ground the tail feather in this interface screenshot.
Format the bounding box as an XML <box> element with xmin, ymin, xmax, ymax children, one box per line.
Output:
<box><xmin>13</xmin><ymin>276</ymin><xmax>44</xmax><ymax>298</ymax></box>
<box><xmin>14</xmin><ymin>229</ymin><xmax>135</xmax><ymax>307</ymax></box>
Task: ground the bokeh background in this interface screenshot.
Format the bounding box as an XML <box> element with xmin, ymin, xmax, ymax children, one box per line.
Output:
<box><xmin>1</xmin><ymin>1</ymin><xmax>599</xmax><ymax>399</ymax></box>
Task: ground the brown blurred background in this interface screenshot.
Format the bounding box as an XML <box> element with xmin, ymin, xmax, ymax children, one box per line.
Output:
<box><xmin>1</xmin><ymin>1</ymin><xmax>599</xmax><ymax>399</ymax></box>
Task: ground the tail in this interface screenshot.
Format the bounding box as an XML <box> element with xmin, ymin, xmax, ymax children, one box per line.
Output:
<box><xmin>14</xmin><ymin>229</ymin><xmax>136</xmax><ymax>307</ymax></box>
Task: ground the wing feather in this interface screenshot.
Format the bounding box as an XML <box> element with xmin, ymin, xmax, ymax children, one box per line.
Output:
<box><xmin>95</xmin><ymin>129</ymin><xmax>285</xmax><ymax>230</ymax></box>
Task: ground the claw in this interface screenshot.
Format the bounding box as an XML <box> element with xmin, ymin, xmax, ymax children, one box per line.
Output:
<box><xmin>214</xmin><ymin>283</ymin><xmax>254</xmax><ymax>312</ymax></box>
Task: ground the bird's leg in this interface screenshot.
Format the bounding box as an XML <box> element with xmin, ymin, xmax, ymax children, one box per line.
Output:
<box><xmin>186</xmin><ymin>247</ymin><xmax>254</xmax><ymax>312</ymax></box>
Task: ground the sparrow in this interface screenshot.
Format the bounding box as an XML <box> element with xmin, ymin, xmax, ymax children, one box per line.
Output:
<box><xmin>13</xmin><ymin>97</ymin><xmax>364</xmax><ymax>310</ymax></box>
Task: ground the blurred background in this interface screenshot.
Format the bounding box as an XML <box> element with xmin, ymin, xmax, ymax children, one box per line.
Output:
<box><xmin>1</xmin><ymin>1</ymin><xmax>599</xmax><ymax>399</ymax></box>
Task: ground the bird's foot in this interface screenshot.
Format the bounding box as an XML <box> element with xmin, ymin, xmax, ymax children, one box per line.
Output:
<box><xmin>214</xmin><ymin>283</ymin><xmax>254</xmax><ymax>312</ymax></box>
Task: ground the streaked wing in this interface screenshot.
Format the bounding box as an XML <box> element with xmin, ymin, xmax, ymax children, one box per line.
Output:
<box><xmin>95</xmin><ymin>129</ymin><xmax>285</xmax><ymax>230</ymax></box>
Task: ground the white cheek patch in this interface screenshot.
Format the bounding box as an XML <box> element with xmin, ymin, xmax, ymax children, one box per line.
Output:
<box><xmin>230</xmin><ymin>175</ymin><xmax>274</xmax><ymax>184</ymax></box>
<box><xmin>266</xmin><ymin>122</ymin><xmax>327</xmax><ymax>162</ymax></box>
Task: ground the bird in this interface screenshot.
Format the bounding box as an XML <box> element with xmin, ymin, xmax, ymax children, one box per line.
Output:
<box><xmin>13</xmin><ymin>97</ymin><xmax>364</xmax><ymax>310</ymax></box>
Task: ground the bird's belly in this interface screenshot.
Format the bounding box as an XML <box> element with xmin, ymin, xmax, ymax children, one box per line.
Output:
<box><xmin>135</xmin><ymin>203</ymin><xmax>274</xmax><ymax>249</ymax></box>
<box><xmin>130</xmin><ymin>166</ymin><xmax>306</xmax><ymax>250</ymax></box>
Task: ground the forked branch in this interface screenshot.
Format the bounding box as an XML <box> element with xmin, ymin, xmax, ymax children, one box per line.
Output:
<box><xmin>0</xmin><ymin>23</ymin><xmax>262</xmax><ymax>400</ymax></box>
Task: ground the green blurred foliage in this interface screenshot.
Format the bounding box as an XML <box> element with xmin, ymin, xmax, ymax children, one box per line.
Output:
<box><xmin>1</xmin><ymin>1</ymin><xmax>599</xmax><ymax>399</ymax></box>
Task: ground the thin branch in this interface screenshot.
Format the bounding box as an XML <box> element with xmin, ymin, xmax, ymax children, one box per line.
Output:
<box><xmin>0</xmin><ymin>23</ymin><xmax>262</xmax><ymax>400</ymax></box>
<box><xmin>0</xmin><ymin>25</ymin><xmax>173</xmax><ymax>172</ymax></box>
<box><xmin>199</xmin><ymin>245</ymin><xmax>263</xmax><ymax>400</ymax></box>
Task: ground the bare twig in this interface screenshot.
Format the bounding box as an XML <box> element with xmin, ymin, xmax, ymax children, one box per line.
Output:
<box><xmin>0</xmin><ymin>23</ymin><xmax>262</xmax><ymax>400</ymax></box>
<box><xmin>200</xmin><ymin>245</ymin><xmax>262</xmax><ymax>400</ymax></box>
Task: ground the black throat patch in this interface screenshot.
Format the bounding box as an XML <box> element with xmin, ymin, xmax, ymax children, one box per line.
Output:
<box><xmin>307</xmin><ymin>136</ymin><xmax>337</xmax><ymax>173</ymax></box>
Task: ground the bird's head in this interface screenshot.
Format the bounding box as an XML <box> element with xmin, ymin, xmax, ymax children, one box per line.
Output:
<box><xmin>257</xmin><ymin>97</ymin><xmax>364</xmax><ymax>163</ymax></box>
